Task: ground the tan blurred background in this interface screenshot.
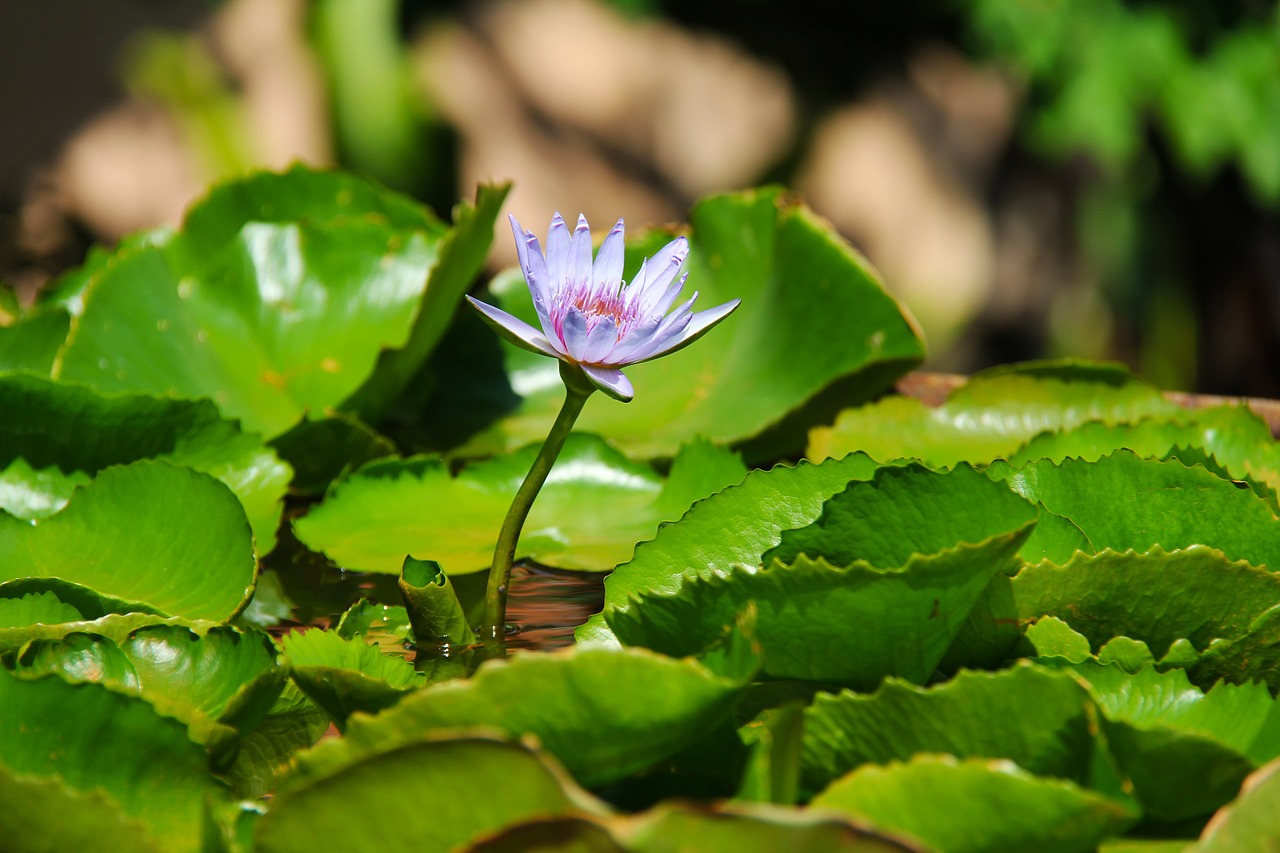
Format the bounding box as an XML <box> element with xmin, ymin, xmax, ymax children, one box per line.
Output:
<box><xmin>3</xmin><ymin>0</ymin><xmax>1278</xmax><ymax>395</ymax></box>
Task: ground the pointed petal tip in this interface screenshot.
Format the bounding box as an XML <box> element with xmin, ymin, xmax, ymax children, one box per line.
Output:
<box><xmin>581</xmin><ymin>364</ymin><xmax>634</xmax><ymax>402</ymax></box>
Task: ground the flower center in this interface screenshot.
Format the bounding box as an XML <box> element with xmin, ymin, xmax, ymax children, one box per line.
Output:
<box><xmin>553</xmin><ymin>280</ymin><xmax>641</xmax><ymax>339</ymax></box>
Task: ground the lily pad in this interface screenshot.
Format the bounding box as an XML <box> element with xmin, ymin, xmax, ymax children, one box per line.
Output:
<box><xmin>1070</xmin><ymin>662</ymin><xmax>1280</xmax><ymax>822</ymax></box>
<box><xmin>288</xmin><ymin>645</ymin><xmax>753</xmax><ymax>789</ymax></box>
<box><xmin>623</xmin><ymin>803</ymin><xmax>920</xmax><ymax>853</ymax></box>
<box><xmin>610</xmin><ymin>463</ymin><xmax>1036</xmax><ymax>685</ymax></box>
<box><xmin>470</xmin><ymin>804</ymin><xmax>921</xmax><ymax>853</ymax></box>
<box><xmin>0</xmin><ymin>305</ymin><xmax>69</xmax><ymax>374</ymax></box>
<box><xmin>1190</xmin><ymin>758</ymin><xmax>1280</xmax><ymax>852</ymax></box>
<box><xmin>0</xmin><ymin>669</ymin><xmax>223</xmax><ymax>853</ymax></box>
<box><xmin>809</xmin><ymin>360</ymin><xmax>1180</xmax><ymax>466</ymax></box>
<box><xmin>226</xmin><ymin>682</ymin><xmax>332</xmax><ymax>800</ymax></box>
<box><xmin>294</xmin><ymin>434</ymin><xmax>747</xmax><ymax>575</ymax></box>
<box><xmin>433</xmin><ymin>187</ymin><xmax>924</xmax><ymax>461</ymax></box>
<box><xmin>0</xmin><ymin>460</ymin><xmax>256</xmax><ymax>621</ymax></box>
<box><xmin>257</xmin><ymin>734</ymin><xmax>607</xmax><ymax>853</ymax></box>
<box><xmin>988</xmin><ymin>452</ymin><xmax>1280</xmax><ymax>567</ymax></box>
<box><xmin>56</xmin><ymin>168</ymin><xmax>504</xmax><ymax>440</ymax></box>
<box><xmin>766</xmin><ymin>462</ymin><xmax>1039</xmax><ymax>569</ymax></box>
<box><xmin>810</xmin><ymin>754</ymin><xmax>1136</xmax><ymax>853</ymax></box>
<box><xmin>0</xmin><ymin>374</ymin><xmax>291</xmax><ymax>551</ymax></box>
<box><xmin>579</xmin><ymin>452</ymin><xmax>883</xmax><ymax>646</ymax></box>
<box><xmin>609</xmin><ymin>541</ymin><xmax>1027</xmax><ymax>688</ymax></box>
<box><xmin>0</xmin><ymin>458</ymin><xmax>90</xmax><ymax>520</ymax></box>
<box><xmin>946</xmin><ymin>547</ymin><xmax>1280</xmax><ymax>680</ymax></box>
<box><xmin>0</xmin><ymin>764</ymin><xmax>163</xmax><ymax>853</ymax></box>
<box><xmin>14</xmin><ymin>624</ymin><xmax>285</xmax><ymax>766</ymax></box>
<box><xmin>1009</xmin><ymin>407</ymin><xmax>1280</xmax><ymax>508</ymax></box>
<box><xmin>801</xmin><ymin>664</ymin><xmax>1098</xmax><ymax>796</ymax></box>
<box><xmin>0</xmin><ymin>591</ymin><xmax>82</xmax><ymax>629</ymax></box>
<box><xmin>281</xmin><ymin>628</ymin><xmax>421</xmax><ymax>728</ymax></box>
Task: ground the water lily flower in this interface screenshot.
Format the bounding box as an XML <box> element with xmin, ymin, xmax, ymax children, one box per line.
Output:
<box><xmin>467</xmin><ymin>212</ymin><xmax>740</xmax><ymax>402</ymax></box>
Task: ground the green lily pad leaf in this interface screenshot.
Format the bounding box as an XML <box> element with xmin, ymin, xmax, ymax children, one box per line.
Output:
<box><xmin>810</xmin><ymin>754</ymin><xmax>1136</xmax><ymax>853</ymax></box>
<box><xmin>168</xmin><ymin>165</ymin><xmax>445</xmax><ymax>263</ymax></box>
<box><xmin>438</xmin><ymin>187</ymin><xmax>924</xmax><ymax>462</ymax></box>
<box><xmin>295</xmin><ymin>434</ymin><xmax>747</xmax><ymax>575</ymax></box>
<box><xmin>801</xmin><ymin>663</ymin><xmax>1098</xmax><ymax>797</ymax></box>
<box><xmin>623</xmin><ymin>803</ymin><xmax>921</xmax><ymax>853</ymax></box>
<box><xmin>339</xmin><ymin>181</ymin><xmax>511</xmax><ymax>423</ymax></box>
<box><xmin>0</xmin><ymin>610</ymin><xmax>222</xmax><ymax>656</ymax></box>
<box><xmin>1019</xmin><ymin>616</ymin><xmax>1094</xmax><ymax>662</ymax></box>
<box><xmin>0</xmin><ymin>305</ymin><xmax>69</xmax><ymax>374</ymax></box>
<box><xmin>281</xmin><ymin>628</ymin><xmax>421</xmax><ymax>728</ymax></box>
<box><xmin>610</xmin><ymin>536</ymin><xmax>1028</xmax><ymax>689</ymax></box>
<box><xmin>289</xmin><ymin>645</ymin><xmax>752</xmax><ymax>789</ymax></box>
<box><xmin>0</xmin><ymin>577</ymin><xmax>166</xmax><ymax>624</ymax></box>
<box><xmin>14</xmin><ymin>624</ymin><xmax>286</xmax><ymax>766</ymax></box>
<box><xmin>0</xmin><ymin>457</ymin><xmax>90</xmax><ymax>519</ymax></box>
<box><xmin>0</xmin><ymin>765</ymin><xmax>163</xmax><ymax>853</ymax></box>
<box><xmin>335</xmin><ymin>599</ymin><xmax>414</xmax><ymax>644</ymax></box>
<box><xmin>580</xmin><ymin>452</ymin><xmax>883</xmax><ymax>646</ymax></box>
<box><xmin>1097</xmin><ymin>637</ymin><xmax>1159</xmax><ymax>672</ymax></box>
<box><xmin>1071</xmin><ymin>663</ymin><xmax>1280</xmax><ymax>822</ymax></box>
<box><xmin>0</xmin><ymin>374</ymin><xmax>291</xmax><ymax>552</ymax></box>
<box><xmin>470</xmin><ymin>804</ymin><xmax>922</xmax><ymax>853</ymax></box>
<box><xmin>611</xmin><ymin>464</ymin><xmax>1036</xmax><ymax>687</ymax></box>
<box><xmin>988</xmin><ymin>451</ymin><xmax>1280</xmax><ymax>568</ymax></box>
<box><xmin>766</xmin><ymin>463</ymin><xmax>1038</xmax><ymax>569</ymax></box>
<box><xmin>226</xmin><ymin>682</ymin><xmax>332</xmax><ymax>800</ymax></box>
<box><xmin>0</xmin><ymin>460</ymin><xmax>256</xmax><ymax>621</ymax></box>
<box><xmin>809</xmin><ymin>360</ymin><xmax>1180</xmax><ymax>466</ymax></box>
<box><xmin>458</xmin><ymin>816</ymin><xmax>630</xmax><ymax>853</ymax></box>
<box><xmin>256</xmin><ymin>734</ymin><xmax>607</xmax><ymax>853</ymax></box>
<box><xmin>0</xmin><ymin>591</ymin><xmax>82</xmax><ymax>629</ymax></box>
<box><xmin>945</xmin><ymin>547</ymin><xmax>1280</xmax><ymax>680</ymax></box>
<box><xmin>0</xmin><ymin>669</ymin><xmax>225</xmax><ymax>853</ymax></box>
<box><xmin>1009</xmin><ymin>407</ymin><xmax>1280</xmax><ymax>508</ymax></box>
<box><xmin>1190</xmin><ymin>758</ymin><xmax>1280</xmax><ymax>852</ymax></box>
<box><xmin>56</xmin><ymin>226</ymin><xmax>431</xmax><ymax>440</ymax></box>
<box><xmin>57</xmin><ymin>168</ymin><xmax>504</xmax><ymax>440</ymax></box>
<box><xmin>17</xmin><ymin>631</ymin><xmax>141</xmax><ymax>688</ymax></box>
<box><xmin>268</xmin><ymin>412</ymin><xmax>395</xmax><ymax>495</ymax></box>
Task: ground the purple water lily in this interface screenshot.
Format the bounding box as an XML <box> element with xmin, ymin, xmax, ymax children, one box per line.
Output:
<box><xmin>467</xmin><ymin>212</ymin><xmax>740</xmax><ymax>402</ymax></box>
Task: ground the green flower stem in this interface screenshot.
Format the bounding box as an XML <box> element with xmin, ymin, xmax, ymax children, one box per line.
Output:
<box><xmin>482</xmin><ymin>363</ymin><xmax>595</xmax><ymax>643</ymax></box>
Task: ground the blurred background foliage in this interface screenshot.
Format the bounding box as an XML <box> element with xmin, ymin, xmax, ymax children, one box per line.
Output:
<box><xmin>1</xmin><ymin>0</ymin><xmax>1277</xmax><ymax>395</ymax></box>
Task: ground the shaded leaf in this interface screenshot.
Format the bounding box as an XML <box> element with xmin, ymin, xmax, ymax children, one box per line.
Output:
<box><xmin>0</xmin><ymin>670</ymin><xmax>223</xmax><ymax>853</ymax></box>
<box><xmin>1190</xmin><ymin>758</ymin><xmax>1280</xmax><ymax>852</ymax></box>
<box><xmin>610</xmin><ymin>539</ymin><xmax>1027</xmax><ymax>688</ymax></box>
<box><xmin>801</xmin><ymin>663</ymin><xmax>1098</xmax><ymax>796</ymax></box>
<box><xmin>289</xmin><ymin>645</ymin><xmax>752</xmax><ymax>789</ymax></box>
<box><xmin>0</xmin><ymin>374</ymin><xmax>290</xmax><ymax>552</ymax></box>
<box><xmin>256</xmin><ymin>734</ymin><xmax>607</xmax><ymax>853</ymax></box>
<box><xmin>1070</xmin><ymin>662</ymin><xmax>1280</xmax><ymax>822</ymax></box>
<box><xmin>0</xmin><ymin>765</ymin><xmax>163</xmax><ymax>853</ymax></box>
<box><xmin>812</xmin><ymin>755</ymin><xmax>1136</xmax><ymax>853</ymax></box>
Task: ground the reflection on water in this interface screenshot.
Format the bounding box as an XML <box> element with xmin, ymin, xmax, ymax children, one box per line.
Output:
<box><xmin>503</xmin><ymin>562</ymin><xmax>608</xmax><ymax>651</ymax></box>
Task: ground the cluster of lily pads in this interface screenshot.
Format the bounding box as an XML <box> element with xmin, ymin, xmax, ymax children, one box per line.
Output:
<box><xmin>1</xmin><ymin>166</ymin><xmax>1278</xmax><ymax>851</ymax></box>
